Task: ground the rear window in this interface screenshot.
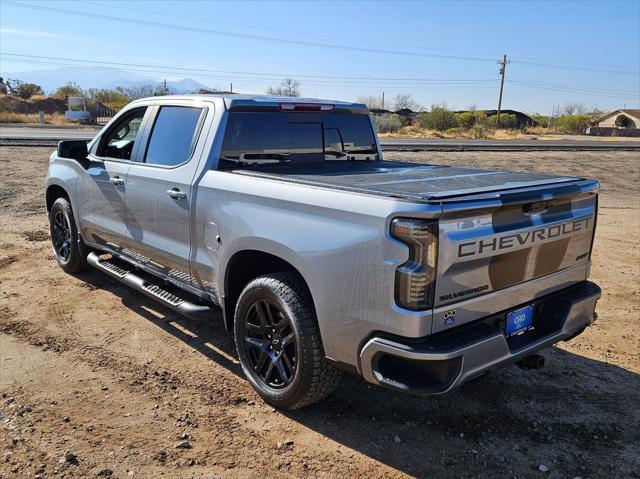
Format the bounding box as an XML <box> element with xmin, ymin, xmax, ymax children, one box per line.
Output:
<box><xmin>219</xmin><ymin>111</ymin><xmax>378</xmax><ymax>168</ymax></box>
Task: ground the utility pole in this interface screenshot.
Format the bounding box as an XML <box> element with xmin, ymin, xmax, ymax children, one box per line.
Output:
<box><xmin>230</xmin><ymin>82</ymin><xmax>233</xmax><ymax>93</ymax></box>
<box><xmin>163</xmin><ymin>78</ymin><xmax>167</xmax><ymax>95</ymax></box>
<box><xmin>382</xmin><ymin>91</ymin><xmax>385</xmax><ymax>110</ymax></box>
<box><xmin>496</xmin><ymin>54</ymin><xmax>510</xmax><ymax>127</ymax></box>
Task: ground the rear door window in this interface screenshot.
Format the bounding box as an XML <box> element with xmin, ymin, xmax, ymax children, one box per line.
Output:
<box><xmin>144</xmin><ymin>106</ymin><xmax>203</xmax><ymax>167</ymax></box>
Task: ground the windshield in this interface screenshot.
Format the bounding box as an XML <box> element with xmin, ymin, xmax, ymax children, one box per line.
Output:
<box><xmin>219</xmin><ymin>111</ymin><xmax>378</xmax><ymax>167</ymax></box>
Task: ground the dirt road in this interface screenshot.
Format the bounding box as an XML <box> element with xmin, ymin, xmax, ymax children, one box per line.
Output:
<box><xmin>1</xmin><ymin>147</ymin><xmax>638</xmax><ymax>478</ymax></box>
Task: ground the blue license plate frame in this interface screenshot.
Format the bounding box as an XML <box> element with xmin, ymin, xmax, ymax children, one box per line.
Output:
<box><xmin>505</xmin><ymin>304</ymin><xmax>535</xmax><ymax>337</ymax></box>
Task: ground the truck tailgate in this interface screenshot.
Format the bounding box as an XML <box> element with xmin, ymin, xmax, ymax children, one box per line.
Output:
<box><xmin>433</xmin><ymin>178</ymin><xmax>598</xmax><ymax>332</ymax></box>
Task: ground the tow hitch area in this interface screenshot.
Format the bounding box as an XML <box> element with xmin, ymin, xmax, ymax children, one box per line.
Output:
<box><xmin>516</xmin><ymin>354</ymin><xmax>545</xmax><ymax>370</ymax></box>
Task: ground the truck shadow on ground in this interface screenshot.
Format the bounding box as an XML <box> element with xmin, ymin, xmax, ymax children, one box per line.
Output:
<box><xmin>81</xmin><ymin>270</ymin><xmax>640</xmax><ymax>478</ymax></box>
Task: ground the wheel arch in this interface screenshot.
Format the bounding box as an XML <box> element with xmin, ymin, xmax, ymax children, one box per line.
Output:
<box><xmin>46</xmin><ymin>184</ymin><xmax>70</xmax><ymax>212</ymax></box>
<box><xmin>222</xmin><ymin>248</ymin><xmax>315</xmax><ymax>332</ymax></box>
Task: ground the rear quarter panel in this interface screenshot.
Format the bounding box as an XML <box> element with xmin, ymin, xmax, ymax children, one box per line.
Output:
<box><xmin>192</xmin><ymin>171</ymin><xmax>441</xmax><ymax>367</ymax></box>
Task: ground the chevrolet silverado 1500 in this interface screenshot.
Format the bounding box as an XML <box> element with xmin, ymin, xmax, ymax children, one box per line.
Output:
<box><xmin>46</xmin><ymin>94</ymin><xmax>601</xmax><ymax>409</ymax></box>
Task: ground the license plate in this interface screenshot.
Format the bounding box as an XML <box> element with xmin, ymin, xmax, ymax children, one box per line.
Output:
<box><xmin>505</xmin><ymin>304</ymin><xmax>535</xmax><ymax>337</ymax></box>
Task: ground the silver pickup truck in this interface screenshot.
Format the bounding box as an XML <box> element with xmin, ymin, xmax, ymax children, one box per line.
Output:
<box><xmin>46</xmin><ymin>94</ymin><xmax>601</xmax><ymax>409</ymax></box>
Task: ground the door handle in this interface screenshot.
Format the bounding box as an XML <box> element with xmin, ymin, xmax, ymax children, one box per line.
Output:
<box><xmin>166</xmin><ymin>188</ymin><xmax>187</xmax><ymax>200</ymax></box>
<box><xmin>109</xmin><ymin>176</ymin><xmax>124</xmax><ymax>186</ymax></box>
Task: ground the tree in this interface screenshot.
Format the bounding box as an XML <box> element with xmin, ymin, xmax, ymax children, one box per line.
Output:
<box><xmin>125</xmin><ymin>82</ymin><xmax>161</xmax><ymax>99</ymax></box>
<box><xmin>7</xmin><ymin>79</ymin><xmax>44</xmax><ymax>99</ymax></box>
<box><xmin>615</xmin><ymin>114</ymin><xmax>630</xmax><ymax>127</ymax></box>
<box><xmin>392</xmin><ymin>94</ymin><xmax>419</xmax><ymax>111</ymax></box>
<box><xmin>561</xmin><ymin>102</ymin><xmax>588</xmax><ymax>116</ymax></box>
<box><xmin>587</xmin><ymin>107</ymin><xmax>604</xmax><ymax>119</ymax></box>
<box><xmin>84</xmin><ymin>87</ymin><xmax>131</xmax><ymax>109</ymax></box>
<box><xmin>51</xmin><ymin>82</ymin><xmax>83</xmax><ymax>99</ymax></box>
<box><xmin>357</xmin><ymin>95</ymin><xmax>385</xmax><ymax>110</ymax></box>
<box><xmin>266</xmin><ymin>78</ymin><xmax>300</xmax><ymax>97</ymax></box>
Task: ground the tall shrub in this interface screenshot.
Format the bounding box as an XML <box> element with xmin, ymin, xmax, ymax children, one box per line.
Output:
<box><xmin>486</xmin><ymin>114</ymin><xmax>518</xmax><ymax>129</ymax></box>
<box><xmin>615</xmin><ymin>114</ymin><xmax>630</xmax><ymax>127</ymax></box>
<box><xmin>556</xmin><ymin>115</ymin><xmax>590</xmax><ymax>134</ymax></box>
<box><xmin>373</xmin><ymin>113</ymin><xmax>403</xmax><ymax>133</ymax></box>
<box><xmin>421</xmin><ymin>106</ymin><xmax>457</xmax><ymax>131</ymax></box>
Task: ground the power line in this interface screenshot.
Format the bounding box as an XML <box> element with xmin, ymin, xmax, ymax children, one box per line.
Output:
<box><xmin>511</xmin><ymin>59</ymin><xmax>638</xmax><ymax>76</ymax></box>
<box><xmin>5</xmin><ymin>52</ymin><xmax>633</xmax><ymax>95</ymax></box>
<box><xmin>3</xmin><ymin>52</ymin><xmax>635</xmax><ymax>99</ymax></box>
<box><xmin>0</xmin><ymin>56</ymin><xmax>500</xmax><ymax>90</ymax></box>
<box><xmin>6</xmin><ymin>1</ymin><xmax>498</xmax><ymax>63</ymax></box>
<box><xmin>0</xmin><ymin>53</ymin><xmax>498</xmax><ymax>85</ymax></box>
<box><xmin>7</xmin><ymin>1</ymin><xmax>638</xmax><ymax>76</ymax></box>
<box><xmin>507</xmin><ymin>80</ymin><xmax>639</xmax><ymax>99</ymax></box>
<box><xmin>77</xmin><ymin>0</ymin><xmax>502</xmax><ymax>61</ymax></box>
<box><xmin>509</xmin><ymin>77</ymin><xmax>637</xmax><ymax>95</ymax></box>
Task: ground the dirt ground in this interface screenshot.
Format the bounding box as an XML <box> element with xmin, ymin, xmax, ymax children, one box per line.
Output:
<box><xmin>1</xmin><ymin>147</ymin><xmax>638</xmax><ymax>479</ymax></box>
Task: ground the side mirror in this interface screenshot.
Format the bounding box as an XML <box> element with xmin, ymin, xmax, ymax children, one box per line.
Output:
<box><xmin>57</xmin><ymin>140</ymin><xmax>88</xmax><ymax>162</ymax></box>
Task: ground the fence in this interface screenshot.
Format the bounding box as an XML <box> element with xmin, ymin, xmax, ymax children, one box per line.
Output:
<box><xmin>587</xmin><ymin>127</ymin><xmax>640</xmax><ymax>137</ymax></box>
<box><xmin>92</xmin><ymin>103</ymin><xmax>120</xmax><ymax>125</ymax></box>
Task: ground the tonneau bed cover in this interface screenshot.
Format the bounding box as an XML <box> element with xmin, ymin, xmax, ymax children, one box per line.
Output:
<box><xmin>228</xmin><ymin>160</ymin><xmax>585</xmax><ymax>202</ymax></box>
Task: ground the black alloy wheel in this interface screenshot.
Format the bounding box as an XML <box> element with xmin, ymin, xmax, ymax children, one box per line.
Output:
<box><xmin>243</xmin><ymin>299</ymin><xmax>297</xmax><ymax>389</ymax></box>
<box><xmin>48</xmin><ymin>197</ymin><xmax>89</xmax><ymax>273</ymax></box>
<box><xmin>51</xmin><ymin>208</ymin><xmax>72</xmax><ymax>262</ymax></box>
<box><xmin>233</xmin><ymin>272</ymin><xmax>341</xmax><ymax>409</ymax></box>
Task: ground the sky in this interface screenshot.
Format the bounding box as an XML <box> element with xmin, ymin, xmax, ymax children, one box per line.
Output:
<box><xmin>1</xmin><ymin>0</ymin><xmax>639</xmax><ymax>113</ymax></box>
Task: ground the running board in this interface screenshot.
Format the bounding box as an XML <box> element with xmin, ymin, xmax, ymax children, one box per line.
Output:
<box><xmin>87</xmin><ymin>252</ymin><xmax>214</xmax><ymax>321</ymax></box>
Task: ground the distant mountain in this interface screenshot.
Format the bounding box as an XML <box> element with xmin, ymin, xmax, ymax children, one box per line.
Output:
<box><xmin>0</xmin><ymin>67</ymin><xmax>213</xmax><ymax>94</ymax></box>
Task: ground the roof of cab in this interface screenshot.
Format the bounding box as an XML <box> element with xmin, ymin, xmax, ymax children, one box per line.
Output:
<box><xmin>220</xmin><ymin>94</ymin><xmax>368</xmax><ymax>112</ymax></box>
<box><xmin>146</xmin><ymin>93</ymin><xmax>369</xmax><ymax>112</ymax></box>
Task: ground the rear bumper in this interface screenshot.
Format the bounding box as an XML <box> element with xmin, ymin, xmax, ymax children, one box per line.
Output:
<box><xmin>359</xmin><ymin>280</ymin><xmax>601</xmax><ymax>395</ymax></box>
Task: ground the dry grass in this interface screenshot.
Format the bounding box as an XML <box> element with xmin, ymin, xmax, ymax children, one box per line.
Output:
<box><xmin>524</xmin><ymin>126</ymin><xmax>551</xmax><ymax>135</ymax></box>
<box><xmin>379</xmin><ymin>126</ymin><xmax>527</xmax><ymax>140</ymax></box>
<box><xmin>0</xmin><ymin>111</ymin><xmax>78</xmax><ymax>125</ymax></box>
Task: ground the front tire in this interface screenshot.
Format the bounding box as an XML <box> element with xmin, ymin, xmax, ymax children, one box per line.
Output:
<box><xmin>49</xmin><ymin>197</ymin><xmax>89</xmax><ymax>273</ymax></box>
<box><xmin>233</xmin><ymin>272</ymin><xmax>340</xmax><ymax>410</ymax></box>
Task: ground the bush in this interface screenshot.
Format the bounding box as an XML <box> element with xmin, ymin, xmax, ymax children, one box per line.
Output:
<box><xmin>556</xmin><ymin>115</ymin><xmax>590</xmax><ymax>134</ymax></box>
<box><xmin>456</xmin><ymin>111</ymin><xmax>487</xmax><ymax>129</ymax></box>
<box><xmin>373</xmin><ymin>113</ymin><xmax>403</xmax><ymax>133</ymax></box>
<box><xmin>486</xmin><ymin>114</ymin><xmax>518</xmax><ymax>129</ymax></box>
<box><xmin>456</xmin><ymin>112</ymin><xmax>476</xmax><ymax>129</ymax></box>
<box><xmin>472</xmin><ymin>124</ymin><xmax>487</xmax><ymax>138</ymax></box>
<box><xmin>420</xmin><ymin>106</ymin><xmax>457</xmax><ymax>131</ymax></box>
<box><xmin>615</xmin><ymin>114</ymin><xmax>630</xmax><ymax>127</ymax></box>
<box><xmin>530</xmin><ymin>114</ymin><xmax>550</xmax><ymax>128</ymax></box>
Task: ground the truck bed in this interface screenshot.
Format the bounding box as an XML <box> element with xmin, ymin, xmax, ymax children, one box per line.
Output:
<box><xmin>228</xmin><ymin>160</ymin><xmax>582</xmax><ymax>202</ymax></box>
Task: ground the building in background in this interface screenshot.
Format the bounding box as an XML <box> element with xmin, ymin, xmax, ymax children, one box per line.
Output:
<box><xmin>588</xmin><ymin>109</ymin><xmax>640</xmax><ymax>137</ymax></box>
<box><xmin>594</xmin><ymin>109</ymin><xmax>640</xmax><ymax>128</ymax></box>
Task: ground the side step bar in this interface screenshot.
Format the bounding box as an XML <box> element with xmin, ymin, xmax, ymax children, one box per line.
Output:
<box><xmin>87</xmin><ymin>252</ymin><xmax>214</xmax><ymax>321</ymax></box>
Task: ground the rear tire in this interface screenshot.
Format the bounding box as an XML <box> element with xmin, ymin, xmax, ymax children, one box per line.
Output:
<box><xmin>233</xmin><ymin>272</ymin><xmax>340</xmax><ymax>410</ymax></box>
<box><xmin>49</xmin><ymin>197</ymin><xmax>89</xmax><ymax>273</ymax></box>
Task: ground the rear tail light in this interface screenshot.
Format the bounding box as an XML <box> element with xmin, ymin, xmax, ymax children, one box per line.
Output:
<box><xmin>279</xmin><ymin>102</ymin><xmax>335</xmax><ymax>111</ymax></box>
<box><xmin>391</xmin><ymin>218</ymin><xmax>438</xmax><ymax>310</ymax></box>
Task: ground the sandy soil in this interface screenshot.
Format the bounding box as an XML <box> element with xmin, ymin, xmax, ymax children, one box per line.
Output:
<box><xmin>1</xmin><ymin>147</ymin><xmax>638</xmax><ymax>479</ymax></box>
